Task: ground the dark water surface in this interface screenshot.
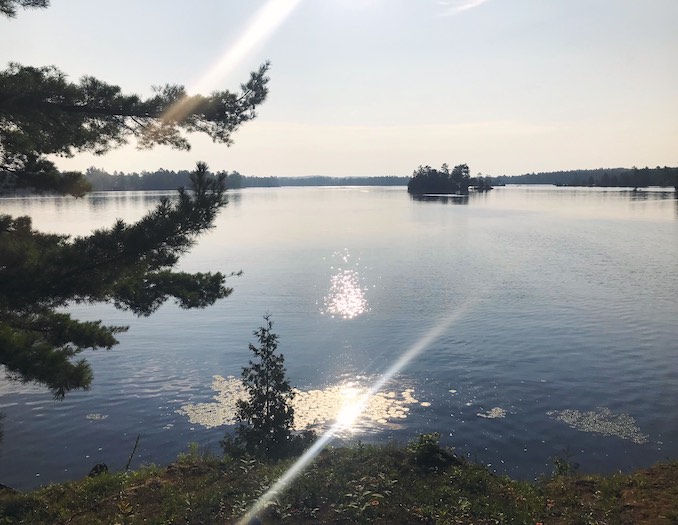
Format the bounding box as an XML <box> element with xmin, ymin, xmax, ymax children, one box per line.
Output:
<box><xmin>1</xmin><ymin>186</ymin><xmax>677</xmax><ymax>489</ymax></box>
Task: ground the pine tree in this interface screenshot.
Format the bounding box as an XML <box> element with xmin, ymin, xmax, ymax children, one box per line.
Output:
<box><xmin>235</xmin><ymin>315</ymin><xmax>296</xmax><ymax>459</ymax></box>
<box><xmin>0</xmin><ymin>162</ymin><xmax>237</xmax><ymax>398</ymax></box>
<box><xmin>0</xmin><ymin>0</ymin><xmax>48</xmax><ymax>19</ymax></box>
<box><xmin>0</xmin><ymin>62</ymin><xmax>269</xmax><ymax>195</ymax></box>
<box><xmin>0</xmin><ymin>4</ymin><xmax>270</xmax><ymax>397</ymax></box>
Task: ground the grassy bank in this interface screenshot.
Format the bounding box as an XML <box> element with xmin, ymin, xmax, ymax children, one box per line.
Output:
<box><xmin>1</xmin><ymin>440</ymin><xmax>676</xmax><ymax>524</ymax></box>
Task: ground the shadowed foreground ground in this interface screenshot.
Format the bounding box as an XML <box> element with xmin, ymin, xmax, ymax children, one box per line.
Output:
<box><xmin>1</xmin><ymin>442</ymin><xmax>676</xmax><ymax>524</ymax></box>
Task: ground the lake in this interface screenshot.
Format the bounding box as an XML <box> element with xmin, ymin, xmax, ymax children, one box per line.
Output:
<box><xmin>1</xmin><ymin>185</ymin><xmax>677</xmax><ymax>489</ymax></box>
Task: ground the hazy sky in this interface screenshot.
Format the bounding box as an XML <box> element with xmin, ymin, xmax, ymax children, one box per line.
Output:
<box><xmin>2</xmin><ymin>0</ymin><xmax>677</xmax><ymax>177</ymax></box>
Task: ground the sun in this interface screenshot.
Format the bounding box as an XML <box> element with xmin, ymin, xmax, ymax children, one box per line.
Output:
<box><xmin>334</xmin><ymin>385</ymin><xmax>367</xmax><ymax>432</ymax></box>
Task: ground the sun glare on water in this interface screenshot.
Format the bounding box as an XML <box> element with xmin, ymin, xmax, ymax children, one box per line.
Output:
<box><xmin>178</xmin><ymin>376</ymin><xmax>419</xmax><ymax>435</ymax></box>
<box><xmin>322</xmin><ymin>250</ymin><xmax>369</xmax><ymax>319</ymax></box>
<box><xmin>231</xmin><ymin>303</ymin><xmax>477</xmax><ymax>524</ymax></box>
<box><xmin>333</xmin><ymin>384</ymin><xmax>367</xmax><ymax>432</ymax></box>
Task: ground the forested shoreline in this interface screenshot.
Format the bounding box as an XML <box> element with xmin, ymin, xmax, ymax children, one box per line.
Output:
<box><xmin>496</xmin><ymin>166</ymin><xmax>678</xmax><ymax>189</ymax></box>
<box><xmin>83</xmin><ymin>167</ymin><xmax>409</xmax><ymax>191</ymax></box>
<box><xmin>81</xmin><ymin>165</ymin><xmax>678</xmax><ymax>192</ymax></box>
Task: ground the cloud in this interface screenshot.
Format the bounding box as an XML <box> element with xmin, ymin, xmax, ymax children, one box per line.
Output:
<box><xmin>438</xmin><ymin>0</ymin><xmax>490</xmax><ymax>16</ymax></box>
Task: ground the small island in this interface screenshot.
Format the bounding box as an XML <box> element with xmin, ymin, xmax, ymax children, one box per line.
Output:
<box><xmin>407</xmin><ymin>163</ymin><xmax>493</xmax><ymax>195</ymax></box>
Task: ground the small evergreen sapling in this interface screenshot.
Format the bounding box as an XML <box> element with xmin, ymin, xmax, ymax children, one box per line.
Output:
<box><xmin>234</xmin><ymin>315</ymin><xmax>296</xmax><ymax>459</ymax></box>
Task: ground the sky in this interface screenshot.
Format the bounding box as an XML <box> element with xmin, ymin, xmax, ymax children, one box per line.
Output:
<box><xmin>2</xmin><ymin>0</ymin><xmax>677</xmax><ymax>177</ymax></box>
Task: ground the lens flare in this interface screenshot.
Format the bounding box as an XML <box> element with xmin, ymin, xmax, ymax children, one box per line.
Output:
<box><xmin>161</xmin><ymin>0</ymin><xmax>303</xmax><ymax>126</ymax></box>
<box><xmin>236</xmin><ymin>298</ymin><xmax>479</xmax><ymax>524</ymax></box>
<box><xmin>334</xmin><ymin>385</ymin><xmax>367</xmax><ymax>432</ymax></box>
<box><xmin>190</xmin><ymin>0</ymin><xmax>303</xmax><ymax>94</ymax></box>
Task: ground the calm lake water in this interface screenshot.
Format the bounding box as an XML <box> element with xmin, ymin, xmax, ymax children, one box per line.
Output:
<box><xmin>1</xmin><ymin>185</ymin><xmax>677</xmax><ymax>489</ymax></box>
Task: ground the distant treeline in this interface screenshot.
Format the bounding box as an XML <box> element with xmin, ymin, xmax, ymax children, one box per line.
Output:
<box><xmin>84</xmin><ymin>167</ymin><xmax>409</xmax><ymax>191</ymax></box>
<box><xmin>495</xmin><ymin>166</ymin><xmax>678</xmax><ymax>189</ymax></box>
<box><xmin>84</xmin><ymin>166</ymin><xmax>678</xmax><ymax>192</ymax></box>
<box><xmin>407</xmin><ymin>163</ymin><xmax>493</xmax><ymax>195</ymax></box>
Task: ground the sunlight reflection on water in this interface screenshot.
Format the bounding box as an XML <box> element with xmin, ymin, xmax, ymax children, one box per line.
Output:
<box><xmin>321</xmin><ymin>250</ymin><xmax>369</xmax><ymax>319</ymax></box>
<box><xmin>1</xmin><ymin>186</ymin><xmax>675</xmax><ymax>489</ymax></box>
<box><xmin>177</xmin><ymin>375</ymin><xmax>419</xmax><ymax>435</ymax></box>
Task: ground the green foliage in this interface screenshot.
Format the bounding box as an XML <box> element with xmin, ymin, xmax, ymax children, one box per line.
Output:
<box><xmin>551</xmin><ymin>447</ymin><xmax>580</xmax><ymax>477</ymax></box>
<box><xmin>407</xmin><ymin>163</ymin><xmax>471</xmax><ymax>195</ymax></box>
<box><xmin>0</xmin><ymin>162</ymin><xmax>238</xmax><ymax>398</ymax></box>
<box><xmin>1</xmin><ymin>0</ymin><xmax>270</xmax><ymax>396</ymax></box>
<box><xmin>1</xmin><ymin>447</ymin><xmax>676</xmax><ymax>524</ymax></box>
<box><xmin>0</xmin><ymin>61</ymin><xmax>269</xmax><ymax>195</ymax></box>
<box><xmin>331</xmin><ymin>472</ymin><xmax>397</xmax><ymax>522</ymax></box>
<box><xmin>406</xmin><ymin>432</ymin><xmax>460</xmax><ymax>470</ymax></box>
<box><xmin>84</xmin><ymin>165</ymin><xmax>246</xmax><ymax>191</ymax></box>
<box><xmin>0</xmin><ymin>0</ymin><xmax>47</xmax><ymax>18</ymax></box>
<box><xmin>223</xmin><ymin>315</ymin><xmax>302</xmax><ymax>460</ymax></box>
<box><xmin>84</xmin><ymin>167</ymin><xmax>411</xmax><ymax>191</ymax></box>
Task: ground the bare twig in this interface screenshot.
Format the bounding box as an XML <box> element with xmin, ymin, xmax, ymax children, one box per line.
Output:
<box><xmin>124</xmin><ymin>434</ymin><xmax>141</xmax><ymax>473</ymax></box>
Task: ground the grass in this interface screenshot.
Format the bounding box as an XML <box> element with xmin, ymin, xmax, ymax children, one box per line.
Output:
<box><xmin>1</xmin><ymin>437</ymin><xmax>676</xmax><ymax>524</ymax></box>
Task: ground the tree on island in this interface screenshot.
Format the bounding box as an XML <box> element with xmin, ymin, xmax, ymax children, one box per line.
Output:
<box><xmin>407</xmin><ymin>163</ymin><xmax>471</xmax><ymax>195</ymax></box>
<box><xmin>0</xmin><ymin>4</ymin><xmax>270</xmax><ymax>397</ymax></box>
<box><xmin>472</xmin><ymin>174</ymin><xmax>494</xmax><ymax>192</ymax></box>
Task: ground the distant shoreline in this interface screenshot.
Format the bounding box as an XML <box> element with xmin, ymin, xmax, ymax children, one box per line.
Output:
<box><xmin>83</xmin><ymin>165</ymin><xmax>678</xmax><ymax>192</ymax></box>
